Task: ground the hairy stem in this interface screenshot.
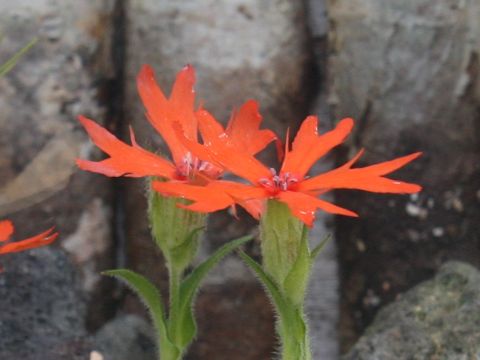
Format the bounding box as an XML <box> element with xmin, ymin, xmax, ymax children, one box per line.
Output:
<box><xmin>166</xmin><ymin>264</ymin><xmax>183</xmax><ymax>360</ymax></box>
<box><xmin>278</xmin><ymin>305</ymin><xmax>311</xmax><ymax>360</ymax></box>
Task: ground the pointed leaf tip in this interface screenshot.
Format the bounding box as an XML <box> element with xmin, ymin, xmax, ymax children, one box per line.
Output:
<box><xmin>311</xmin><ymin>233</ymin><xmax>332</xmax><ymax>260</ymax></box>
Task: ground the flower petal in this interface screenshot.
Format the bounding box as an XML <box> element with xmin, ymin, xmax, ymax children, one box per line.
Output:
<box><xmin>277</xmin><ymin>191</ymin><xmax>358</xmax><ymax>227</ymax></box>
<box><xmin>0</xmin><ymin>227</ymin><xmax>58</xmax><ymax>255</ymax></box>
<box><xmin>152</xmin><ymin>181</ymin><xmax>235</xmax><ymax>213</ymax></box>
<box><xmin>281</xmin><ymin>117</ymin><xmax>354</xmax><ymax>178</ymax></box>
<box><xmin>77</xmin><ymin>115</ymin><xmax>177</xmax><ymax>178</ymax></box>
<box><xmin>225</xmin><ymin>100</ymin><xmax>279</xmax><ymax>155</ymax></box>
<box><xmin>195</xmin><ymin>109</ymin><xmax>226</xmax><ymax>146</ymax></box>
<box><xmin>236</xmin><ymin>198</ymin><xmax>265</xmax><ymax>220</ymax></box>
<box><xmin>195</xmin><ymin>110</ymin><xmax>272</xmax><ymax>183</ymax></box>
<box><xmin>169</xmin><ymin>64</ymin><xmax>197</xmax><ymax>140</ymax></box>
<box><xmin>301</xmin><ymin>152</ymin><xmax>422</xmax><ymax>193</ymax></box>
<box><xmin>213</xmin><ymin>181</ymin><xmax>269</xmax><ymax>200</ymax></box>
<box><xmin>137</xmin><ymin>65</ymin><xmax>197</xmax><ymax>164</ymax></box>
<box><xmin>152</xmin><ymin>180</ymin><xmax>268</xmax><ymax>219</ymax></box>
<box><xmin>0</xmin><ymin>220</ymin><xmax>14</xmax><ymax>242</ymax></box>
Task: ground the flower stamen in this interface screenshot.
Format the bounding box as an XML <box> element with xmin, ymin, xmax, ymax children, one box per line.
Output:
<box><xmin>177</xmin><ymin>152</ymin><xmax>221</xmax><ymax>182</ymax></box>
<box><xmin>259</xmin><ymin>169</ymin><xmax>300</xmax><ymax>194</ymax></box>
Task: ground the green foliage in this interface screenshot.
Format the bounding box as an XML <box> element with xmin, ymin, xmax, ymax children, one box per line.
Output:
<box><xmin>148</xmin><ymin>183</ymin><xmax>205</xmax><ymax>273</ymax></box>
<box><xmin>246</xmin><ymin>200</ymin><xmax>333</xmax><ymax>359</ymax></box>
<box><xmin>0</xmin><ymin>38</ymin><xmax>37</xmax><ymax>77</ymax></box>
<box><xmin>282</xmin><ymin>228</ymin><xmax>312</xmax><ymax>306</ymax></box>
<box><xmin>103</xmin><ymin>269</ymin><xmax>180</xmax><ymax>359</ymax></box>
<box><xmin>176</xmin><ymin>235</ymin><xmax>252</xmax><ymax>347</ymax></box>
<box><xmin>105</xmin><ymin>235</ymin><xmax>252</xmax><ymax>360</ymax></box>
<box><xmin>311</xmin><ymin>233</ymin><xmax>331</xmax><ymax>261</ymax></box>
<box><xmin>238</xmin><ymin>251</ymin><xmax>311</xmax><ymax>360</ymax></box>
<box><xmin>260</xmin><ymin>200</ymin><xmax>304</xmax><ymax>286</ymax></box>
<box><xmin>238</xmin><ymin>250</ymin><xmax>289</xmax><ymax>316</ymax></box>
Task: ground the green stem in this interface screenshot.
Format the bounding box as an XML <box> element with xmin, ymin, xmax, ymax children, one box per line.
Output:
<box><xmin>158</xmin><ymin>342</ymin><xmax>181</xmax><ymax>360</ymax></box>
<box><xmin>166</xmin><ymin>264</ymin><xmax>183</xmax><ymax>360</ymax></box>
<box><xmin>278</xmin><ymin>305</ymin><xmax>311</xmax><ymax>360</ymax></box>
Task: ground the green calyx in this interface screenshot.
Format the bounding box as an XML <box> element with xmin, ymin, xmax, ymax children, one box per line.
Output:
<box><xmin>260</xmin><ymin>200</ymin><xmax>310</xmax><ymax>305</ymax></box>
<box><xmin>148</xmin><ymin>181</ymin><xmax>205</xmax><ymax>273</ymax></box>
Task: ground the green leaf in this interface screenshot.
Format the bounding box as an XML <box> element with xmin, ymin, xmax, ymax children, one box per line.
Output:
<box><xmin>175</xmin><ymin>235</ymin><xmax>252</xmax><ymax>348</ymax></box>
<box><xmin>237</xmin><ymin>250</ymin><xmax>288</xmax><ymax>311</ymax></box>
<box><xmin>238</xmin><ymin>251</ymin><xmax>307</xmax><ymax>344</ymax></box>
<box><xmin>0</xmin><ymin>38</ymin><xmax>37</xmax><ymax>77</ymax></box>
<box><xmin>240</xmin><ymin>251</ymin><xmax>311</xmax><ymax>359</ymax></box>
<box><xmin>311</xmin><ymin>233</ymin><xmax>331</xmax><ymax>261</ymax></box>
<box><xmin>103</xmin><ymin>269</ymin><xmax>179</xmax><ymax>359</ymax></box>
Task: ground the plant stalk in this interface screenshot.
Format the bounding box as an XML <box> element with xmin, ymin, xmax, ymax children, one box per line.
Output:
<box><xmin>278</xmin><ymin>305</ymin><xmax>311</xmax><ymax>360</ymax></box>
<box><xmin>259</xmin><ymin>200</ymin><xmax>314</xmax><ymax>360</ymax></box>
<box><xmin>167</xmin><ymin>263</ymin><xmax>183</xmax><ymax>360</ymax></box>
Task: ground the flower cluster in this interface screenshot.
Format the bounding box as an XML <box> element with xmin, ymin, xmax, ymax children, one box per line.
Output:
<box><xmin>78</xmin><ymin>65</ymin><xmax>278</xmax><ymax>217</ymax></box>
<box><xmin>75</xmin><ymin>65</ymin><xmax>422</xmax><ymax>360</ymax></box>
<box><xmin>78</xmin><ymin>65</ymin><xmax>421</xmax><ymax>226</ymax></box>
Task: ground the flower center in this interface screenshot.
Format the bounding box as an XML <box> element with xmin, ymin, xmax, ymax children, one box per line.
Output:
<box><xmin>176</xmin><ymin>152</ymin><xmax>222</xmax><ymax>183</ymax></box>
<box><xmin>258</xmin><ymin>168</ymin><xmax>299</xmax><ymax>194</ymax></box>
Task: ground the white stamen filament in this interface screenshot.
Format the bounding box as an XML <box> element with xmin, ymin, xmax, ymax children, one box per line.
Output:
<box><xmin>259</xmin><ymin>170</ymin><xmax>299</xmax><ymax>193</ymax></box>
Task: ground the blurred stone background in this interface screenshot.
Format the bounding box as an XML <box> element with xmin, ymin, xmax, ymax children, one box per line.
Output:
<box><xmin>0</xmin><ymin>0</ymin><xmax>478</xmax><ymax>359</ymax></box>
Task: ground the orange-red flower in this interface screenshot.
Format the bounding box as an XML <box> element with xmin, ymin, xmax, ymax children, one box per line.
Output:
<box><xmin>0</xmin><ymin>219</ymin><xmax>58</xmax><ymax>255</ymax></box>
<box><xmin>153</xmin><ymin>113</ymin><xmax>422</xmax><ymax>226</ymax></box>
<box><xmin>77</xmin><ymin>65</ymin><xmax>277</xmax><ymax>185</ymax></box>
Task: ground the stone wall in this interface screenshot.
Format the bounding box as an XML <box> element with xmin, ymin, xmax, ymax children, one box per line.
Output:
<box><xmin>1</xmin><ymin>0</ymin><xmax>478</xmax><ymax>359</ymax></box>
<box><xmin>328</xmin><ymin>0</ymin><xmax>480</xmax><ymax>351</ymax></box>
<box><xmin>0</xmin><ymin>2</ymin><xmax>116</xmax><ymax>358</ymax></box>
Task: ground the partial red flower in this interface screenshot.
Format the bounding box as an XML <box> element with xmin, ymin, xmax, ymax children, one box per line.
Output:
<box><xmin>77</xmin><ymin>65</ymin><xmax>278</xmax><ymax>185</ymax></box>
<box><xmin>153</xmin><ymin>114</ymin><xmax>422</xmax><ymax>226</ymax></box>
<box><xmin>0</xmin><ymin>220</ymin><xmax>58</xmax><ymax>255</ymax></box>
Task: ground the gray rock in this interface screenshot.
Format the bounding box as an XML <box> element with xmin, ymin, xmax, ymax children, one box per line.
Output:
<box><xmin>93</xmin><ymin>314</ymin><xmax>156</xmax><ymax>360</ymax></box>
<box><xmin>328</xmin><ymin>0</ymin><xmax>480</xmax><ymax>347</ymax></box>
<box><xmin>0</xmin><ymin>247</ymin><xmax>91</xmax><ymax>360</ymax></box>
<box><xmin>0</xmin><ymin>0</ymin><xmax>114</xmax><ymax>216</ymax></box>
<box><xmin>307</xmin><ymin>193</ymin><xmax>339</xmax><ymax>360</ymax></box>
<box><xmin>126</xmin><ymin>0</ymin><xmax>312</xmax><ymax>130</ymax></box>
<box><xmin>0</xmin><ymin>0</ymin><xmax>117</xmax><ymax>331</ymax></box>
<box><xmin>305</xmin><ymin>91</ymin><xmax>341</xmax><ymax>360</ymax></box>
<box><xmin>303</xmin><ymin>2</ymin><xmax>340</xmax><ymax>357</ymax></box>
<box><xmin>342</xmin><ymin>261</ymin><xmax>480</xmax><ymax>360</ymax></box>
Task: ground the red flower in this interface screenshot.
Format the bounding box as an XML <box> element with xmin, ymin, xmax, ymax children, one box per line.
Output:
<box><xmin>153</xmin><ymin>113</ymin><xmax>422</xmax><ymax>226</ymax></box>
<box><xmin>0</xmin><ymin>220</ymin><xmax>58</xmax><ymax>255</ymax></box>
<box><xmin>77</xmin><ymin>65</ymin><xmax>277</xmax><ymax>185</ymax></box>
